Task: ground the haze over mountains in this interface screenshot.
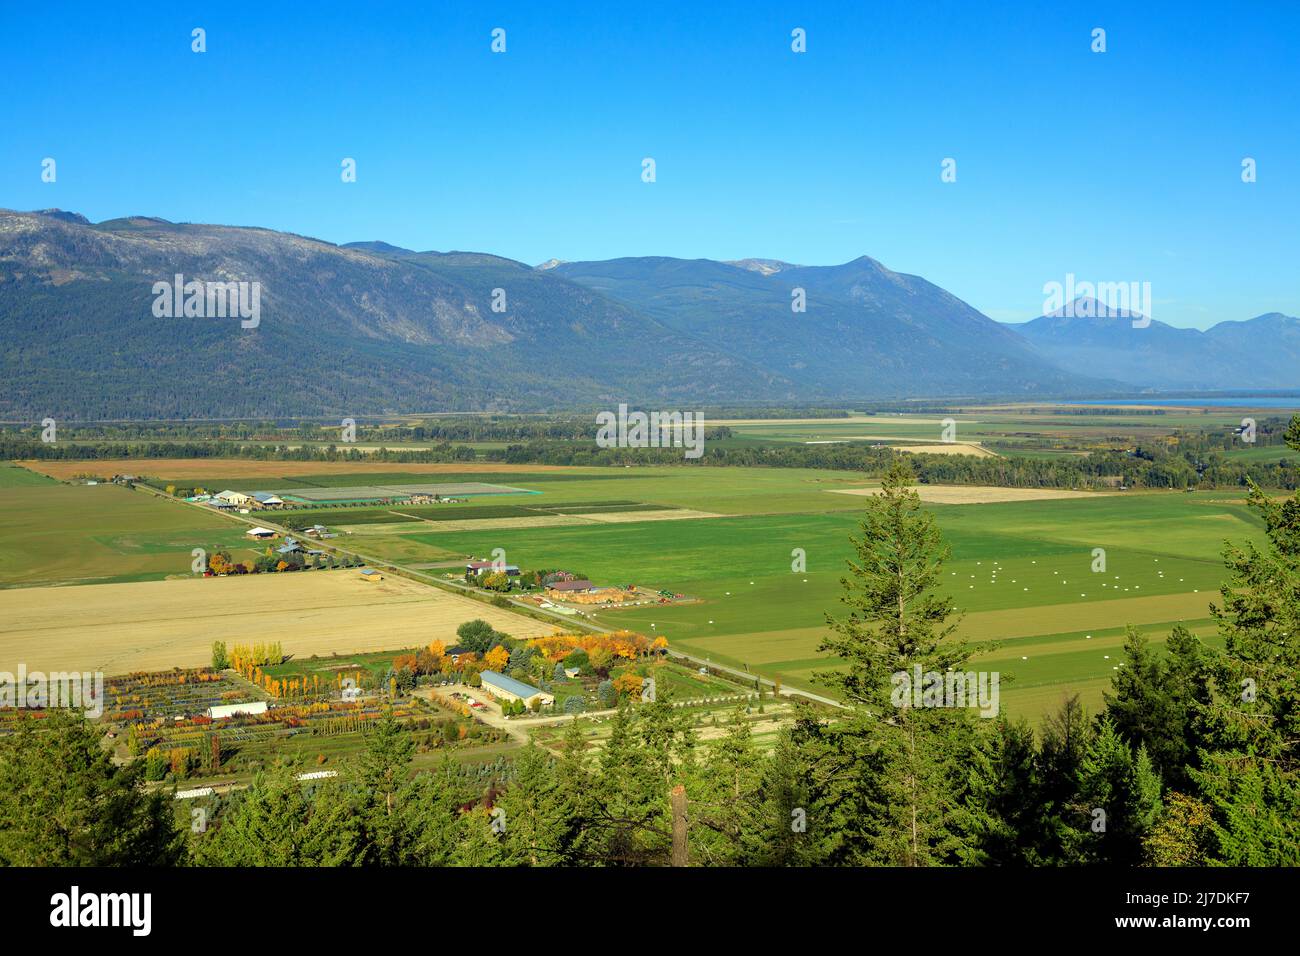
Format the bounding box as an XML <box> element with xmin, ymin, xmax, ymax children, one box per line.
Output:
<box><xmin>0</xmin><ymin>208</ymin><xmax>1291</xmax><ymax>419</ymax></box>
<box><xmin>1006</xmin><ymin>305</ymin><xmax>1300</xmax><ymax>391</ymax></box>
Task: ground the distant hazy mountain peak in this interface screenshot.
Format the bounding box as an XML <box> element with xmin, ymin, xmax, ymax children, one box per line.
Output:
<box><xmin>1007</xmin><ymin>297</ymin><xmax>1299</xmax><ymax>390</ymax></box>
<box><xmin>1043</xmin><ymin>295</ymin><xmax>1149</xmax><ymax>323</ymax></box>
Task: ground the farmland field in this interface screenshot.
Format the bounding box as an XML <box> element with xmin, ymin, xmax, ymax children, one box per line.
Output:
<box><xmin>2</xmin><ymin>408</ymin><xmax>1281</xmax><ymax>724</ymax></box>
<box><xmin>0</xmin><ymin>570</ymin><xmax>561</xmax><ymax>675</ymax></box>
<box><xmin>327</xmin><ymin>475</ymin><xmax>1260</xmax><ymax>722</ymax></box>
<box><xmin>0</xmin><ymin>483</ymin><xmax>255</xmax><ymax>588</ymax></box>
<box><xmin>0</xmin><ymin>462</ymin><xmax>55</xmax><ymax>488</ymax></box>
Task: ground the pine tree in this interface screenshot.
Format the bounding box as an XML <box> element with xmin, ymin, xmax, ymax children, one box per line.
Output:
<box><xmin>751</xmin><ymin>719</ymin><xmax>825</xmax><ymax>866</ymax></box>
<box><xmin>1032</xmin><ymin>694</ymin><xmax>1096</xmax><ymax>864</ymax></box>
<box><xmin>497</xmin><ymin>744</ymin><xmax>578</xmax><ymax>866</ymax></box>
<box><xmin>1104</xmin><ymin>625</ymin><xmax>1213</xmax><ymax>791</ymax></box>
<box><xmin>191</xmin><ymin>771</ymin><xmax>364</xmax><ymax>866</ymax></box>
<box><xmin>452</xmin><ymin>806</ymin><xmax>506</xmax><ymax>866</ymax></box>
<box><xmin>686</xmin><ymin>708</ymin><xmax>764</xmax><ymax>865</ymax></box>
<box><xmin>962</xmin><ymin>715</ymin><xmax>1040</xmax><ymax>865</ymax></box>
<box><xmin>1193</xmin><ymin>413</ymin><xmax>1300</xmax><ymax>864</ymax></box>
<box><xmin>360</xmin><ymin>708</ymin><xmax>414</xmax><ymax>816</ymax></box>
<box><xmin>815</xmin><ymin>458</ymin><xmax>985</xmax><ymax>866</ymax></box>
<box><xmin>0</xmin><ymin>710</ymin><xmax>184</xmax><ymax>866</ymax></box>
<box><xmin>1074</xmin><ymin>718</ymin><xmax>1162</xmax><ymax>865</ymax></box>
<box><xmin>397</xmin><ymin>757</ymin><xmax>474</xmax><ymax>866</ymax></box>
<box><xmin>589</xmin><ymin>700</ymin><xmax>694</xmax><ymax>865</ymax></box>
<box><xmin>357</xmin><ymin>708</ymin><xmax>415</xmax><ymax>864</ymax></box>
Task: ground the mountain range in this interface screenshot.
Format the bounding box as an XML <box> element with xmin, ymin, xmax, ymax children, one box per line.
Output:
<box><xmin>0</xmin><ymin>209</ymin><xmax>1291</xmax><ymax>419</ymax></box>
<box><xmin>1005</xmin><ymin>305</ymin><xmax>1300</xmax><ymax>391</ymax></box>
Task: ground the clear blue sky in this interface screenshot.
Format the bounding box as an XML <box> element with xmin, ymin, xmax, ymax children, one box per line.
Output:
<box><xmin>2</xmin><ymin>0</ymin><xmax>1296</xmax><ymax>328</ymax></box>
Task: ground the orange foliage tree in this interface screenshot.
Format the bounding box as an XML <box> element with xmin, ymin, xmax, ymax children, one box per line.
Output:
<box><xmin>484</xmin><ymin>646</ymin><xmax>510</xmax><ymax>673</ymax></box>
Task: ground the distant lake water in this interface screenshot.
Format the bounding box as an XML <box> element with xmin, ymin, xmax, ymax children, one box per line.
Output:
<box><xmin>1070</xmin><ymin>397</ymin><xmax>1300</xmax><ymax>409</ymax></box>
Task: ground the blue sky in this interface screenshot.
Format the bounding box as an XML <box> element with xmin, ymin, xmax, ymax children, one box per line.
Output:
<box><xmin>2</xmin><ymin>0</ymin><xmax>1296</xmax><ymax>328</ymax></box>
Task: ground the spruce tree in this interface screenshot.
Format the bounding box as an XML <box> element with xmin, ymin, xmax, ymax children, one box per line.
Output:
<box><xmin>1193</xmin><ymin>416</ymin><xmax>1300</xmax><ymax>863</ymax></box>
<box><xmin>686</xmin><ymin>708</ymin><xmax>764</xmax><ymax>865</ymax></box>
<box><xmin>815</xmin><ymin>457</ymin><xmax>986</xmax><ymax>865</ymax></box>
<box><xmin>0</xmin><ymin>710</ymin><xmax>184</xmax><ymax>866</ymax></box>
<box><xmin>1104</xmin><ymin>625</ymin><xmax>1213</xmax><ymax>791</ymax></box>
<box><xmin>1074</xmin><ymin>718</ymin><xmax>1162</xmax><ymax>865</ymax></box>
<box><xmin>497</xmin><ymin>744</ymin><xmax>578</xmax><ymax>866</ymax></box>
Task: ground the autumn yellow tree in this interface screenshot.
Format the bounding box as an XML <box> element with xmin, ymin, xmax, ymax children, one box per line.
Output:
<box><xmin>484</xmin><ymin>646</ymin><xmax>510</xmax><ymax>673</ymax></box>
<box><xmin>612</xmin><ymin>672</ymin><xmax>645</xmax><ymax>698</ymax></box>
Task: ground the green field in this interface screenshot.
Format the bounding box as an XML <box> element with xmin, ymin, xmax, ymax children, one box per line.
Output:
<box><xmin>0</xmin><ymin>483</ymin><xmax>260</xmax><ymax>587</ymax></box>
<box><xmin>300</xmin><ymin>468</ymin><xmax>1261</xmax><ymax>723</ymax></box>
<box><xmin>87</xmin><ymin>457</ymin><xmax>1270</xmax><ymax>723</ymax></box>
<box><xmin>0</xmin><ymin>462</ymin><xmax>55</xmax><ymax>488</ymax></box>
<box><xmin>4</xmin><ymin>399</ymin><xmax>1284</xmax><ymax>724</ymax></box>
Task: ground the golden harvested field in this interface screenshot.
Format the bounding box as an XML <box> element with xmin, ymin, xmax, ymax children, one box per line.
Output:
<box><xmin>828</xmin><ymin>485</ymin><xmax>1098</xmax><ymax>504</ymax></box>
<box><xmin>21</xmin><ymin>459</ymin><xmax>578</xmax><ymax>481</ymax></box>
<box><xmin>0</xmin><ymin>571</ymin><xmax>560</xmax><ymax>675</ymax></box>
<box><xmin>891</xmin><ymin>442</ymin><xmax>997</xmax><ymax>458</ymax></box>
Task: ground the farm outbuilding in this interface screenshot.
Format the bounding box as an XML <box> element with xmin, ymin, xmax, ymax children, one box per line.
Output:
<box><xmin>479</xmin><ymin>670</ymin><xmax>554</xmax><ymax>708</ymax></box>
<box><xmin>208</xmin><ymin>701</ymin><xmax>268</xmax><ymax>720</ymax></box>
<box><xmin>214</xmin><ymin>490</ymin><xmax>255</xmax><ymax>507</ymax></box>
<box><xmin>547</xmin><ymin>579</ymin><xmax>594</xmax><ymax>594</ymax></box>
<box><xmin>245</xmin><ymin>527</ymin><xmax>277</xmax><ymax>539</ymax></box>
<box><xmin>467</xmin><ymin>560</ymin><xmax>520</xmax><ymax>577</ymax></box>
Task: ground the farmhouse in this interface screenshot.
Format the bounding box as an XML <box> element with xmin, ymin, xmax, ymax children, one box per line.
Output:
<box><xmin>467</xmin><ymin>560</ymin><xmax>521</xmax><ymax>577</ymax></box>
<box><xmin>479</xmin><ymin>670</ymin><xmax>555</xmax><ymax>708</ymax></box>
<box><xmin>547</xmin><ymin>579</ymin><xmax>595</xmax><ymax>595</ymax></box>
<box><xmin>208</xmin><ymin>700</ymin><xmax>268</xmax><ymax>720</ymax></box>
<box><xmin>214</xmin><ymin>490</ymin><xmax>254</xmax><ymax>507</ymax></box>
<box><xmin>245</xmin><ymin>527</ymin><xmax>278</xmax><ymax>539</ymax></box>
